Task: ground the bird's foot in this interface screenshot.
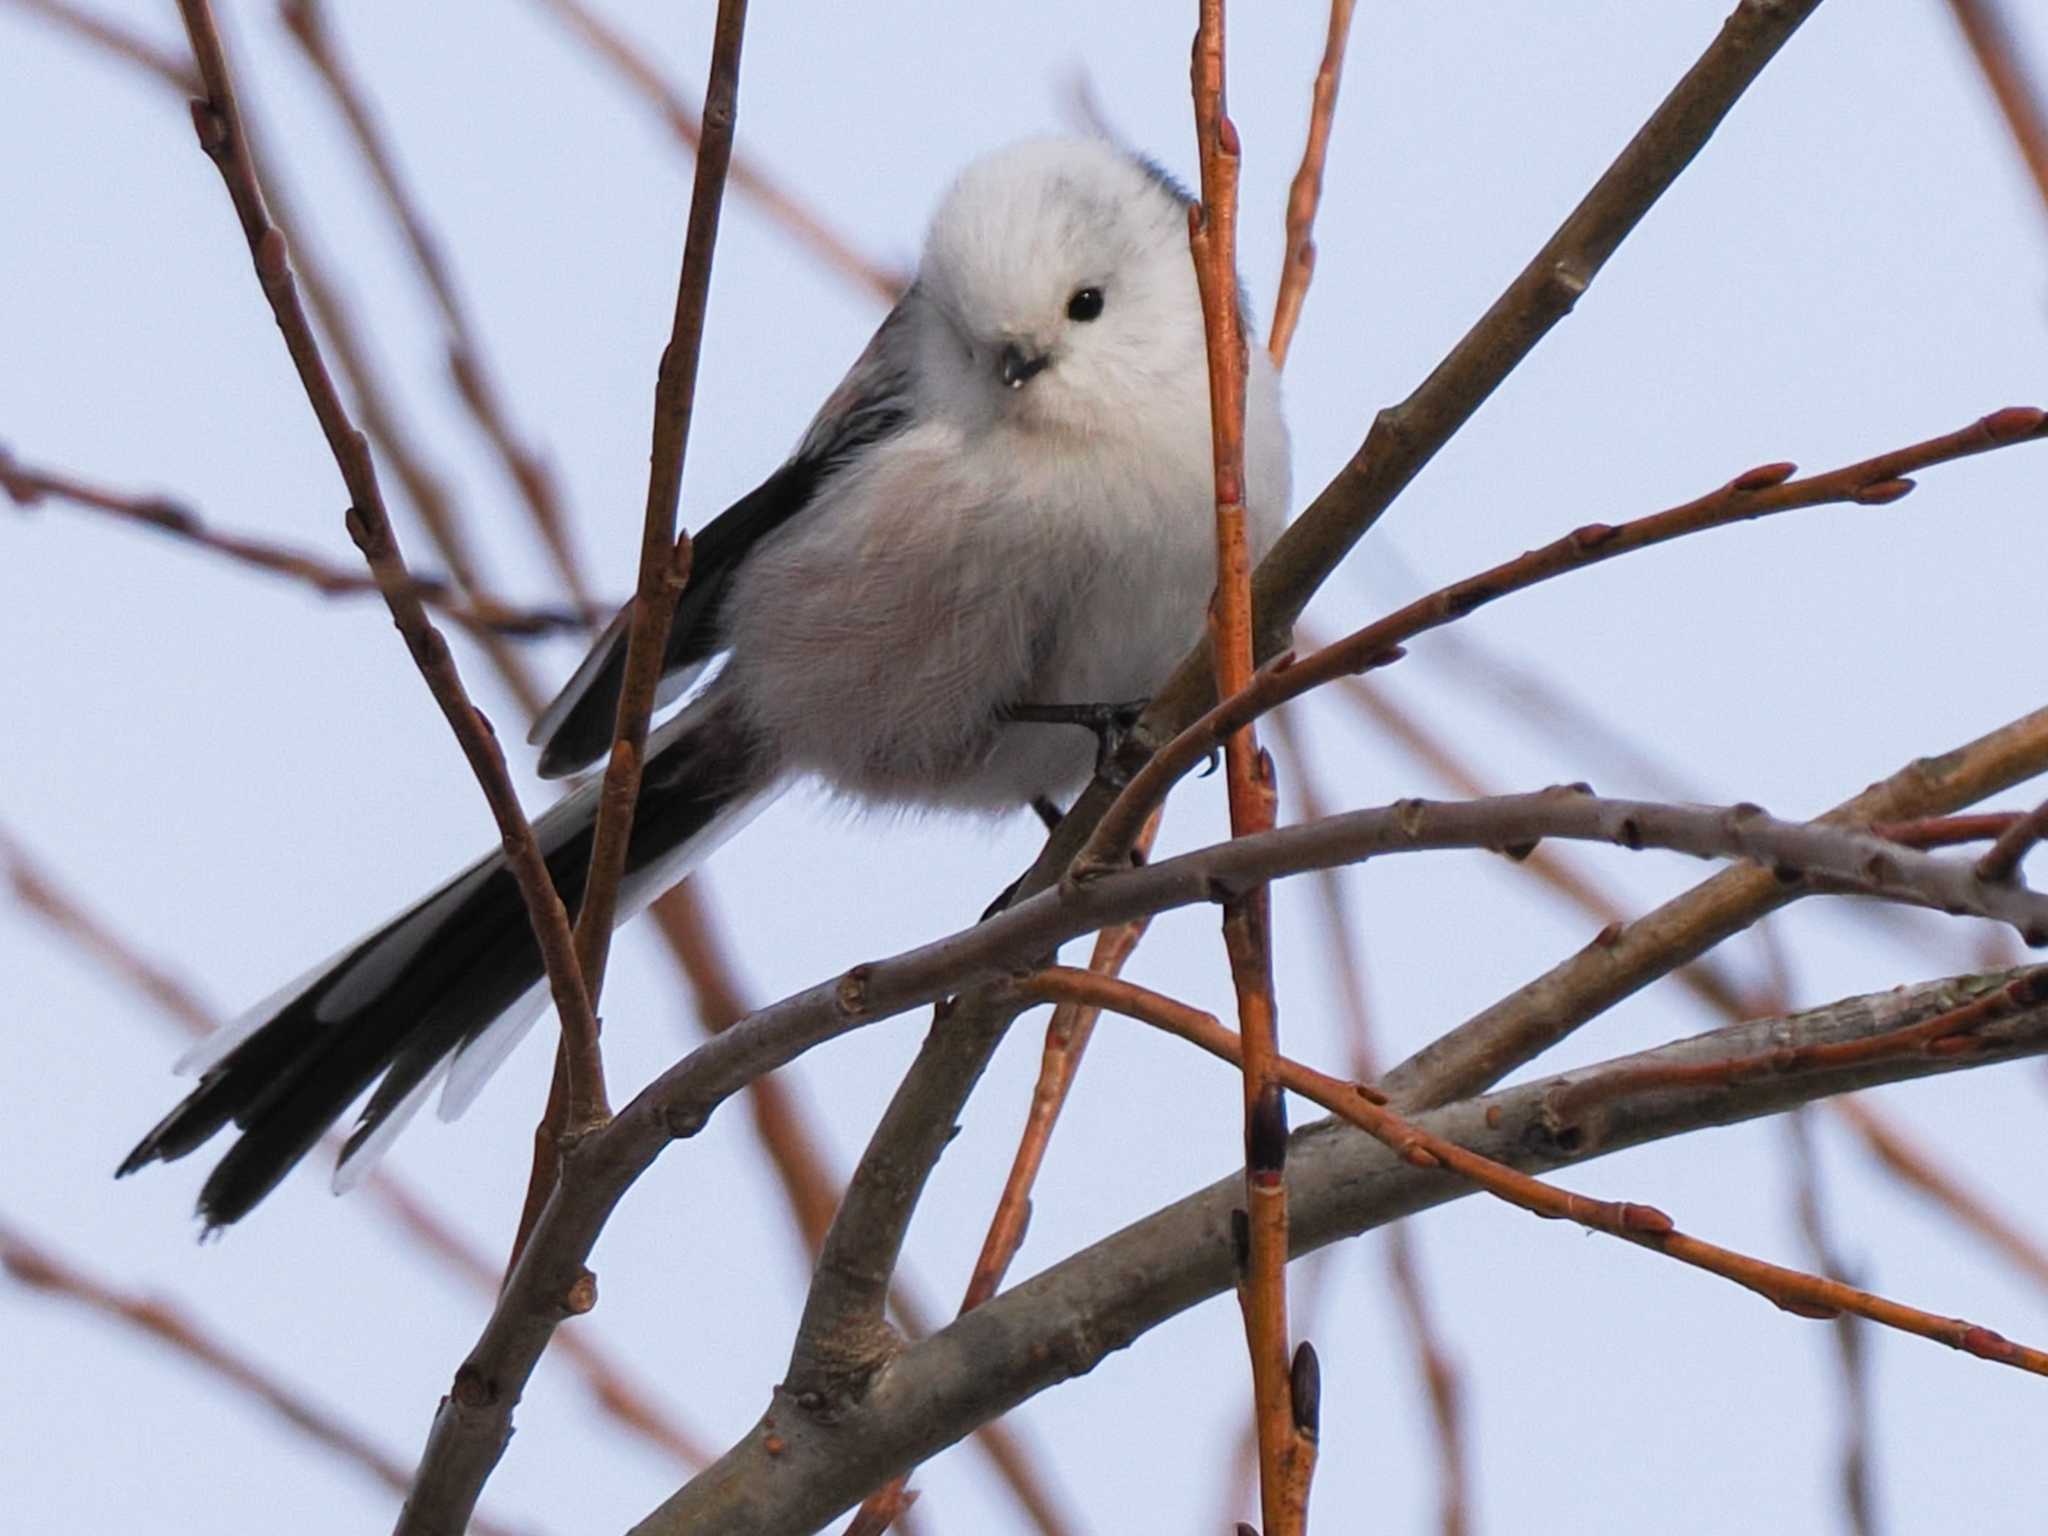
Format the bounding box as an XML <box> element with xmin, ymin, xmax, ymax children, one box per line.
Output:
<box><xmin>1000</xmin><ymin>698</ymin><xmax>1150</xmax><ymax>777</ymax></box>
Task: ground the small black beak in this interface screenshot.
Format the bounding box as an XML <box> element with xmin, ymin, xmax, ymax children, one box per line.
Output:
<box><xmin>1000</xmin><ymin>343</ymin><xmax>1050</xmax><ymax>390</ymax></box>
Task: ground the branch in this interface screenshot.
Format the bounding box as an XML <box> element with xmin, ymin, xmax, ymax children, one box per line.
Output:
<box><xmin>0</xmin><ymin>447</ymin><xmax>587</xmax><ymax>638</ymax></box>
<box><xmin>1268</xmin><ymin>0</ymin><xmax>1355</xmax><ymax>368</ymax></box>
<box><xmin>171</xmin><ymin>0</ymin><xmax>603</xmax><ymax>1173</ymax></box>
<box><xmin>0</xmin><ymin>1217</ymin><xmax>542</xmax><ymax>1536</ymax></box>
<box><xmin>1019</xmin><ymin>966</ymin><xmax>2048</xmax><ymax>1372</ymax></box>
<box><xmin>1189</xmin><ymin>5</ymin><xmax>1309</xmax><ymax>1530</ymax></box>
<box><xmin>1384</xmin><ymin>703</ymin><xmax>2048</xmax><ymax>1112</ymax></box>
<box><xmin>630</xmin><ymin>966</ymin><xmax>2048</xmax><ymax>1534</ymax></box>
<box><xmin>391</xmin><ymin>763</ymin><xmax>2048</xmax><ymax>1532</ymax></box>
<box><xmin>1080</xmin><ymin>405</ymin><xmax>2048</xmax><ymax>868</ymax></box>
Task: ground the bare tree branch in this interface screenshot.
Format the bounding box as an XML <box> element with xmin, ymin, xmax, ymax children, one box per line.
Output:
<box><xmin>1081</xmin><ymin>407</ymin><xmax>2048</xmax><ymax>868</ymax></box>
<box><xmin>170</xmin><ymin>0</ymin><xmax>603</xmax><ymax>1188</ymax></box>
<box><xmin>1268</xmin><ymin>0</ymin><xmax>1356</xmax><ymax>368</ymax></box>
<box><xmin>630</xmin><ymin>966</ymin><xmax>2048</xmax><ymax>1535</ymax></box>
<box><xmin>779</xmin><ymin>7</ymin><xmax>1834</xmax><ymax>1477</ymax></box>
<box><xmin>1385</xmin><ymin>705</ymin><xmax>2048</xmax><ymax>1112</ymax></box>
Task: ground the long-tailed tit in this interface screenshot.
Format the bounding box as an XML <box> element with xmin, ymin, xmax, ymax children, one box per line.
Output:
<box><xmin>121</xmin><ymin>136</ymin><xmax>1293</xmax><ymax>1228</ymax></box>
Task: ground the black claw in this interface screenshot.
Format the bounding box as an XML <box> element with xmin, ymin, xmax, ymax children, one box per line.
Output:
<box><xmin>1000</xmin><ymin>699</ymin><xmax>1150</xmax><ymax>777</ymax></box>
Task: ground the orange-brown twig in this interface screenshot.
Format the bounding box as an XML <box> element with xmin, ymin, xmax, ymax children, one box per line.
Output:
<box><xmin>279</xmin><ymin>0</ymin><xmax>597</xmax><ymax>617</ymax></box>
<box><xmin>172</xmin><ymin>0</ymin><xmax>604</xmax><ymax>1137</ymax></box>
<box><xmin>528</xmin><ymin>0</ymin><xmax>908</xmax><ymax>306</ymax></box>
<box><xmin>1268</xmin><ymin>0</ymin><xmax>1355</xmax><ymax>368</ymax></box>
<box><xmin>1020</xmin><ymin>966</ymin><xmax>2048</xmax><ymax>1380</ymax></box>
<box><xmin>1189</xmin><ymin>6</ymin><xmax>1311</xmax><ymax>1531</ymax></box>
<box><xmin>1943</xmin><ymin>0</ymin><xmax>2048</xmax><ymax>226</ymax></box>
<box><xmin>0</xmin><ymin>447</ymin><xmax>586</xmax><ymax>638</ymax></box>
<box><xmin>1833</xmin><ymin>1095</ymin><xmax>2048</xmax><ymax>1294</ymax></box>
<box><xmin>0</xmin><ymin>1218</ymin><xmax>541</xmax><ymax>1536</ymax></box>
<box><xmin>1269</xmin><ymin>714</ymin><xmax>1471</xmax><ymax>1536</ymax></box>
<box><xmin>1080</xmin><ymin>406</ymin><xmax>2048</xmax><ymax>871</ymax></box>
<box><xmin>1975</xmin><ymin>794</ymin><xmax>2048</xmax><ymax>884</ymax></box>
<box><xmin>1872</xmin><ymin>812</ymin><xmax>2028</xmax><ymax>850</ymax></box>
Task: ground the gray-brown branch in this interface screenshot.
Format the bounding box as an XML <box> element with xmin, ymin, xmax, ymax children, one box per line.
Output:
<box><xmin>632</xmin><ymin>966</ymin><xmax>2048</xmax><ymax>1534</ymax></box>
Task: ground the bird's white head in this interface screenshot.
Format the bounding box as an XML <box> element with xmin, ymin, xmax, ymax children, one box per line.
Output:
<box><xmin>914</xmin><ymin>137</ymin><xmax>1207</xmax><ymax>436</ymax></box>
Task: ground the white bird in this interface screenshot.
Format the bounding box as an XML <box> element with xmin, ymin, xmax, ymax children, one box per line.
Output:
<box><xmin>120</xmin><ymin>136</ymin><xmax>1293</xmax><ymax>1228</ymax></box>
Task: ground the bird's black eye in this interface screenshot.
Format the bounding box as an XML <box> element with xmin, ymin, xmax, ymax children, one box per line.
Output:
<box><xmin>1066</xmin><ymin>286</ymin><xmax>1105</xmax><ymax>322</ymax></box>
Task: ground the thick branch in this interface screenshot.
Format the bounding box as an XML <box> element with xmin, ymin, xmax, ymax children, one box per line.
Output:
<box><xmin>632</xmin><ymin>967</ymin><xmax>2048</xmax><ymax>1534</ymax></box>
<box><xmin>1385</xmin><ymin>706</ymin><xmax>2048</xmax><ymax>1111</ymax></box>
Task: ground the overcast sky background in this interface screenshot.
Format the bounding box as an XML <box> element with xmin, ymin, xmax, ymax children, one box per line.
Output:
<box><xmin>5</xmin><ymin>2</ymin><xmax>2048</xmax><ymax>1532</ymax></box>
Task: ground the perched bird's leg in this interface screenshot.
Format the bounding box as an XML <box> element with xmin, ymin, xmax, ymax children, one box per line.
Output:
<box><xmin>1030</xmin><ymin>794</ymin><xmax>1065</xmax><ymax>834</ymax></box>
<box><xmin>1000</xmin><ymin>699</ymin><xmax>1150</xmax><ymax>776</ymax></box>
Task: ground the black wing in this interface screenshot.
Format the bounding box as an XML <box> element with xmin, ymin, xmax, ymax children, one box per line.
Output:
<box><xmin>530</xmin><ymin>298</ymin><xmax>918</xmax><ymax>778</ymax></box>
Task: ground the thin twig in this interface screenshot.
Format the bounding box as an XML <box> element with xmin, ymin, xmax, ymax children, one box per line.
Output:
<box><xmin>1975</xmin><ymin>794</ymin><xmax>2048</xmax><ymax>883</ymax></box>
<box><xmin>1268</xmin><ymin>0</ymin><xmax>1355</xmax><ymax>368</ymax></box>
<box><xmin>1268</xmin><ymin>716</ymin><xmax>1471</xmax><ymax>1536</ymax></box>
<box><xmin>1873</xmin><ymin>812</ymin><xmax>2027</xmax><ymax>850</ymax></box>
<box><xmin>769</xmin><ymin>0</ymin><xmax>1831</xmax><ymax>1471</ymax></box>
<box><xmin>278</xmin><ymin>0</ymin><xmax>597</xmax><ymax>616</ymax></box>
<box><xmin>1387</xmin><ymin>704</ymin><xmax>2048</xmax><ymax>1113</ymax></box>
<box><xmin>1018</xmin><ymin>965</ymin><xmax>2048</xmax><ymax>1377</ymax></box>
<box><xmin>1545</xmin><ymin>969</ymin><xmax>2048</xmax><ymax>1129</ymax></box>
<box><xmin>171</xmin><ymin>0</ymin><xmax>602</xmax><ymax>1211</ymax></box>
<box><xmin>1190</xmin><ymin>5</ymin><xmax>1308</xmax><ymax>1532</ymax></box>
<box><xmin>0</xmin><ymin>447</ymin><xmax>586</xmax><ymax>638</ymax></box>
<box><xmin>1080</xmin><ymin>406</ymin><xmax>2048</xmax><ymax>870</ymax></box>
<box><xmin>634</xmin><ymin>964</ymin><xmax>2048</xmax><ymax>1534</ymax></box>
<box><xmin>0</xmin><ymin>1218</ymin><xmax>542</xmax><ymax>1536</ymax></box>
<box><xmin>1943</xmin><ymin>0</ymin><xmax>2048</xmax><ymax>225</ymax></box>
<box><xmin>570</xmin><ymin>0</ymin><xmax>743</xmax><ymax>1018</ymax></box>
<box><xmin>528</xmin><ymin>0</ymin><xmax>908</xmax><ymax>305</ymax></box>
<box><xmin>505</xmin><ymin>0</ymin><xmax>748</xmax><ymax>1284</ymax></box>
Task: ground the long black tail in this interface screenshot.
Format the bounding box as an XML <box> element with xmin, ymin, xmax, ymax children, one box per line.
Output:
<box><xmin>119</xmin><ymin>693</ymin><xmax>772</xmax><ymax>1230</ymax></box>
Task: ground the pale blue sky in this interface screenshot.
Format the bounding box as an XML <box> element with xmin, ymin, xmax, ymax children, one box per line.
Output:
<box><xmin>5</xmin><ymin>3</ymin><xmax>2047</xmax><ymax>1532</ymax></box>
